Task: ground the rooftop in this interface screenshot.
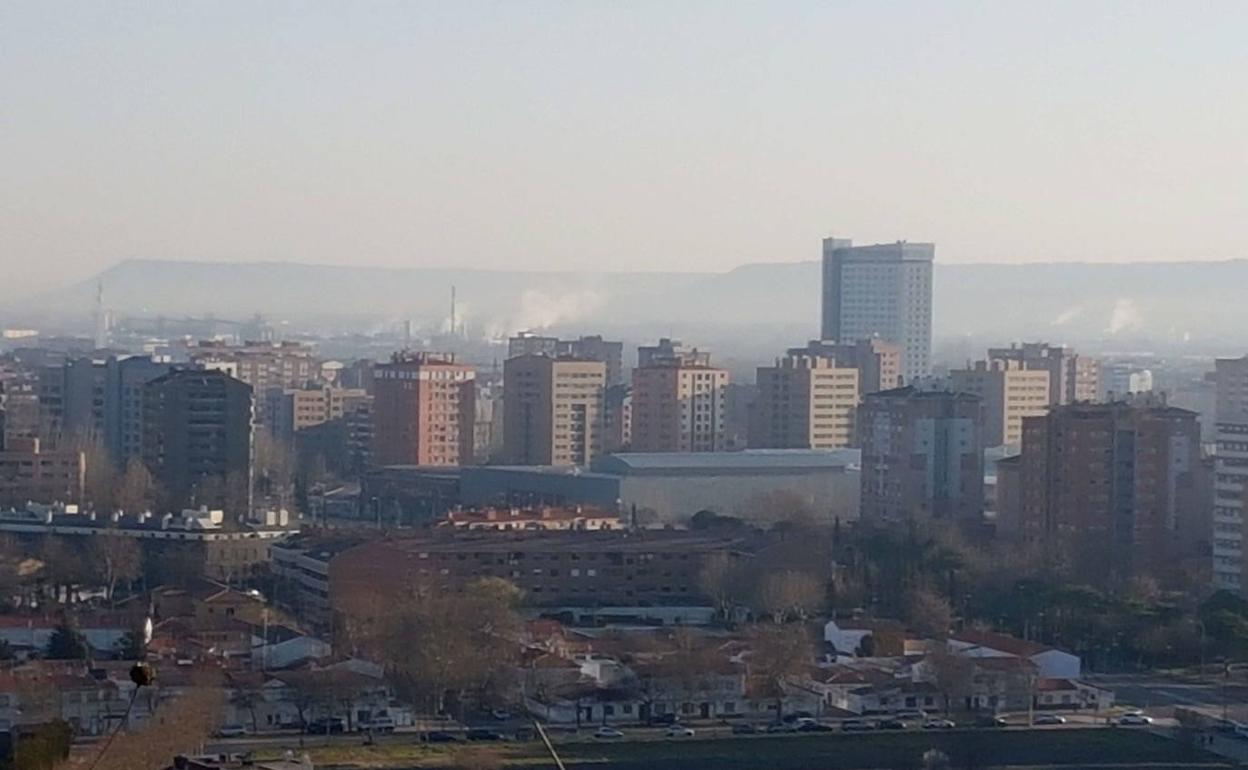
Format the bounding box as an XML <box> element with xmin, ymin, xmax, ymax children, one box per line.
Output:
<box><xmin>594</xmin><ymin>449</ymin><xmax>860</xmax><ymax>475</ymax></box>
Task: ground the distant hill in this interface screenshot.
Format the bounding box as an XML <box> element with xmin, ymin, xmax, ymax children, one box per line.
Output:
<box><xmin>21</xmin><ymin>257</ymin><xmax>1248</xmax><ymax>349</ymax></box>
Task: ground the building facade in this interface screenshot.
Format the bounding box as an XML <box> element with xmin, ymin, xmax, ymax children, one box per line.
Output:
<box><xmin>1014</xmin><ymin>401</ymin><xmax>1209</xmax><ymax>588</ymax></box>
<box><xmin>509</xmin><ymin>333</ymin><xmax>625</xmax><ymax>388</ymax></box>
<box><xmin>0</xmin><ymin>438</ymin><xmax>85</xmax><ymax>508</ymax></box>
<box><xmin>372</xmin><ymin>352</ymin><xmax>475</xmax><ymax>467</ymax></box>
<box><xmin>788</xmin><ymin>338</ymin><xmax>902</xmax><ymax>397</ymax></box>
<box><xmin>631</xmin><ymin>345</ymin><xmax>727</xmax><ymax>453</ymax></box>
<box><xmin>986</xmin><ymin>343</ymin><xmax>1099</xmax><ymax>406</ymax></box>
<box><xmin>142</xmin><ymin>369</ymin><xmax>254</xmax><ymax>513</ymax></box>
<box><xmin>1214</xmin><ymin>356</ymin><xmax>1248</xmax><ymax>593</ymax></box>
<box><xmin>820</xmin><ymin>238</ymin><xmax>934</xmax><ymax>381</ymax></box>
<box><xmin>751</xmin><ymin>354</ymin><xmax>859</xmax><ymax>449</ymax></box>
<box><xmin>950</xmin><ymin>359</ymin><xmax>1051</xmax><ymax>448</ymax></box>
<box><xmin>189</xmin><ymin>340</ymin><xmax>320</xmax><ymax>393</ymax></box>
<box><xmin>858</xmin><ymin>388</ymin><xmax>984</xmax><ymax>523</ymax></box>
<box><xmin>503</xmin><ymin>355</ymin><xmax>606</xmax><ymax>466</ymax></box>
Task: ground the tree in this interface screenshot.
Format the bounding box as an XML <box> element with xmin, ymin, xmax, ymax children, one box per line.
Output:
<box><xmin>753</xmin><ymin>570</ymin><xmax>824</xmax><ymax>623</ymax></box>
<box><xmin>80</xmin><ymin>439</ymin><xmax>118</xmax><ymax>512</ymax></box>
<box><xmin>90</xmin><ymin>533</ymin><xmax>142</xmax><ymax>604</ymax></box>
<box><xmin>744</xmin><ymin>489</ymin><xmax>819</xmax><ymax>529</ymax></box>
<box><xmin>926</xmin><ymin>646</ymin><xmax>976</xmax><ymax>715</ymax></box>
<box><xmin>907</xmin><ymin>587</ymin><xmax>954</xmax><ymax>638</ymax></box>
<box><xmin>116</xmin><ymin>458</ymin><xmax>158</xmax><ymax>513</ymax></box>
<box><xmin>45</xmin><ymin>621</ymin><xmax>88</xmax><ymax>660</ymax></box>
<box><xmin>114</xmin><ymin>629</ymin><xmax>145</xmax><ymax>661</ymax></box>
<box><xmin>745</xmin><ymin>623</ymin><xmax>814</xmax><ymax>717</ymax></box>
<box><xmin>254</xmin><ymin>431</ymin><xmax>296</xmax><ymax>511</ymax></box>
<box><xmin>697</xmin><ymin>552</ymin><xmax>745</xmax><ymax>621</ymax></box>
<box><xmin>39</xmin><ymin>536</ymin><xmax>91</xmax><ymax>604</ymax></box>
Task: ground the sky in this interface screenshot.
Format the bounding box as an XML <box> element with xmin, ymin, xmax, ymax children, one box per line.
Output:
<box><xmin>2</xmin><ymin>1</ymin><xmax>1247</xmax><ymax>294</ymax></box>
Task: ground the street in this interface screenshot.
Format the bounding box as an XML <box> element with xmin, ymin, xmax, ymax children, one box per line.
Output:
<box><xmin>1089</xmin><ymin>673</ymin><xmax>1248</xmax><ymax>723</ymax></box>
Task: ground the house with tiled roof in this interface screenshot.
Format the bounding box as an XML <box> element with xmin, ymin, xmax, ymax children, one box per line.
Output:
<box><xmin>947</xmin><ymin>629</ymin><xmax>1081</xmax><ymax>679</ymax></box>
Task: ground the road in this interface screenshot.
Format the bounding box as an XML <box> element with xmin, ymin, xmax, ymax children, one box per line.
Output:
<box><xmin>1089</xmin><ymin>672</ymin><xmax>1248</xmax><ymax>723</ymax></box>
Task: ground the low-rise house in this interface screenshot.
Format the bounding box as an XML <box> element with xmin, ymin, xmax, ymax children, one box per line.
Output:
<box><xmin>823</xmin><ymin>619</ymin><xmax>910</xmax><ymax>657</ymax></box>
<box><xmin>947</xmin><ymin>629</ymin><xmax>1081</xmax><ymax>679</ymax></box>
<box><xmin>1033</xmin><ymin>678</ymin><xmax>1114</xmax><ymax>711</ymax></box>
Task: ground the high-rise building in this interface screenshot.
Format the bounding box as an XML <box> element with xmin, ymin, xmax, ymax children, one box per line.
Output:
<box><xmin>950</xmin><ymin>359</ymin><xmax>1051</xmax><ymax>448</ymax></box>
<box><xmin>751</xmin><ymin>355</ymin><xmax>859</xmax><ymax>449</ymax></box>
<box><xmin>1013</xmin><ymin>401</ymin><xmax>1210</xmax><ymax>588</ymax></box>
<box><xmin>268</xmin><ymin>386</ymin><xmax>371</xmax><ymax>443</ymax></box>
<box><xmin>508</xmin><ymin>333</ymin><xmax>625</xmax><ymax>387</ymax></box>
<box><xmin>143</xmin><ymin>369</ymin><xmax>254</xmax><ymax>513</ymax></box>
<box><xmin>820</xmin><ymin>238</ymin><xmax>934</xmax><ymax>381</ymax></box>
<box><xmin>1214</xmin><ymin>356</ymin><xmax>1248</xmax><ymax>594</ymax></box>
<box><xmin>372</xmin><ymin>352</ymin><xmax>475</xmax><ymax>467</ymax></box>
<box><xmin>858</xmin><ymin>388</ymin><xmax>984</xmax><ymax>523</ymax></box>
<box><xmin>189</xmin><ymin>340</ymin><xmax>320</xmax><ymax>393</ymax></box>
<box><xmin>787</xmin><ymin>338</ymin><xmax>902</xmax><ymax>397</ymax></box>
<box><xmin>0</xmin><ymin>437</ymin><xmax>85</xmax><ymax>508</ymax></box>
<box><xmin>603</xmin><ymin>384</ymin><xmax>632</xmax><ymax>453</ymax></box>
<box><xmin>503</xmin><ymin>355</ymin><xmax>606</xmax><ymax>466</ymax></box>
<box><xmin>986</xmin><ymin>343</ymin><xmax>1100</xmax><ymax>406</ymax></box>
<box><xmin>631</xmin><ymin>343</ymin><xmax>728</xmax><ymax>453</ymax></box>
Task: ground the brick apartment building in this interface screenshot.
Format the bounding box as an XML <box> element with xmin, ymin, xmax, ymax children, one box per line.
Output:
<box><xmin>373</xmin><ymin>352</ymin><xmax>475</xmax><ymax>467</ymax></box>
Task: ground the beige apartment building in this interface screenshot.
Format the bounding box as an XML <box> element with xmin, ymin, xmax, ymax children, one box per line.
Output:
<box><xmin>950</xmin><ymin>359</ymin><xmax>1050</xmax><ymax>448</ymax></box>
<box><xmin>987</xmin><ymin>342</ymin><xmax>1099</xmax><ymax>405</ymax></box>
<box><xmin>503</xmin><ymin>355</ymin><xmax>606</xmax><ymax>466</ymax></box>
<box><xmin>373</xmin><ymin>352</ymin><xmax>475</xmax><ymax>467</ymax></box>
<box><xmin>787</xmin><ymin>338</ymin><xmax>902</xmax><ymax>396</ymax></box>
<box><xmin>631</xmin><ymin>346</ymin><xmax>728</xmax><ymax>453</ymax></box>
<box><xmin>751</xmin><ymin>355</ymin><xmax>859</xmax><ymax>449</ymax></box>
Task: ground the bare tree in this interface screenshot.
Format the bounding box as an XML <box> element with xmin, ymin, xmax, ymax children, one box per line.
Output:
<box><xmin>753</xmin><ymin>570</ymin><xmax>825</xmax><ymax>623</ymax></box>
<box><xmin>906</xmin><ymin>587</ymin><xmax>954</xmax><ymax>638</ymax></box>
<box><xmin>697</xmin><ymin>552</ymin><xmax>745</xmax><ymax>621</ymax></box>
<box><xmin>745</xmin><ymin>623</ymin><xmax>814</xmax><ymax>718</ymax></box>
<box><xmin>116</xmin><ymin>459</ymin><xmax>158</xmax><ymax>514</ymax></box>
<box><xmin>90</xmin><ymin>533</ymin><xmax>142</xmax><ymax>605</ymax></box>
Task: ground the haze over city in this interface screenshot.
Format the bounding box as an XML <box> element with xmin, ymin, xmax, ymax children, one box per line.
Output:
<box><xmin>4</xmin><ymin>4</ymin><xmax>1248</xmax><ymax>770</ymax></box>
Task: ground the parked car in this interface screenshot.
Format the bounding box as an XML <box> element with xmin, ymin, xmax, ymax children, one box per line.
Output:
<box><xmin>305</xmin><ymin>717</ymin><xmax>346</xmax><ymax>735</ymax></box>
<box><xmin>879</xmin><ymin>718</ymin><xmax>907</xmax><ymax>730</ymax></box>
<box><xmin>666</xmin><ymin>725</ymin><xmax>696</xmax><ymax>738</ymax></box>
<box><xmin>766</xmin><ymin>721</ymin><xmax>796</xmax><ymax>733</ymax></box>
<box><xmin>922</xmin><ymin>718</ymin><xmax>956</xmax><ymax>730</ymax></box>
<box><xmin>731</xmin><ymin>723</ymin><xmax>758</xmax><ymax>735</ymax></box>
<box><xmin>650</xmin><ymin>713</ymin><xmax>680</xmax><ymax>726</ymax></box>
<box><xmin>594</xmin><ymin>726</ymin><xmax>625</xmax><ymax>739</ymax></box>
<box><xmin>424</xmin><ymin>731</ymin><xmax>458</xmax><ymax>743</ymax></box>
<box><xmin>975</xmin><ymin>715</ymin><xmax>1009</xmax><ymax>728</ymax></box>
<box><xmin>360</xmin><ymin>716</ymin><xmax>396</xmax><ymax>733</ymax></box>
<box><xmin>842</xmin><ymin>720</ymin><xmax>876</xmax><ymax>732</ymax></box>
<box><xmin>215</xmin><ymin>724</ymin><xmax>247</xmax><ymax>738</ymax></box>
<box><xmin>1034</xmin><ymin>714</ymin><xmax>1067</xmax><ymax>725</ymax></box>
<box><xmin>1117</xmin><ymin>713</ymin><xmax>1154</xmax><ymax>726</ymax></box>
<box><xmin>466</xmin><ymin>728</ymin><xmax>506</xmax><ymax>741</ymax></box>
<box><xmin>798</xmin><ymin>721</ymin><xmax>834</xmax><ymax>733</ymax></box>
<box><xmin>491</xmin><ymin>709</ymin><xmax>513</xmax><ymax>721</ymax></box>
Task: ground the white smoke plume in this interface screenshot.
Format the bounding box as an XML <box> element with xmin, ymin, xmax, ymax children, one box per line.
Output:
<box><xmin>1051</xmin><ymin>306</ymin><xmax>1084</xmax><ymax>326</ymax></box>
<box><xmin>1106</xmin><ymin>298</ymin><xmax>1144</xmax><ymax>335</ymax></box>
<box><xmin>511</xmin><ymin>288</ymin><xmax>604</xmax><ymax>334</ymax></box>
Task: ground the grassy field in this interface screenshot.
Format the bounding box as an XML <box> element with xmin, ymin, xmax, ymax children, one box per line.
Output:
<box><xmin>265</xmin><ymin>728</ymin><xmax>1229</xmax><ymax>769</ymax></box>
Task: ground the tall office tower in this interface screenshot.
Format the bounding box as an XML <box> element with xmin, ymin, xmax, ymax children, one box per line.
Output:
<box><xmin>143</xmin><ymin>369</ymin><xmax>254</xmax><ymax>513</ymax></box>
<box><xmin>372</xmin><ymin>352</ymin><xmax>475</xmax><ymax>467</ymax></box>
<box><xmin>631</xmin><ymin>343</ymin><xmax>728</xmax><ymax>453</ymax></box>
<box><xmin>1015</xmin><ymin>401</ymin><xmax>1209</xmax><ymax>588</ymax></box>
<box><xmin>858</xmin><ymin>388</ymin><xmax>984</xmax><ymax>523</ymax></box>
<box><xmin>787</xmin><ymin>338</ymin><xmax>902</xmax><ymax>397</ymax></box>
<box><xmin>37</xmin><ymin>356</ymin><xmax>175</xmax><ymax>460</ymax></box>
<box><xmin>949</xmin><ymin>359</ymin><xmax>1051</xmax><ymax>448</ymax></box>
<box><xmin>751</xmin><ymin>355</ymin><xmax>859</xmax><ymax>449</ymax></box>
<box><xmin>508</xmin><ymin>333</ymin><xmax>625</xmax><ymax>388</ymax></box>
<box><xmin>987</xmin><ymin>342</ymin><xmax>1100</xmax><ymax>405</ymax></box>
<box><xmin>503</xmin><ymin>355</ymin><xmax>606</xmax><ymax>466</ymax></box>
<box><xmin>820</xmin><ymin>237</ymin><xmax>934</xmax><ymax>382</ymax></box>
<box><xmin>1214</xmin><ymin>356</ymin><xmax>1248</xmax><ymax>593</ymax></box>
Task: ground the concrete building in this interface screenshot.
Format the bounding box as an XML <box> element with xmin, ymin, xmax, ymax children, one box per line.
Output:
<box><xmin>189</xmin><ymin>340</ymin><xmax>320</xmax><ymax>393</ymax></box>
<box><xmin>820</xmin><ymin>238</ymin><xmax>934</xmax><ymax>381</ymax></box>
<box><xmin>631</xmin><ymin>342</ymin><xmax>727</xmax><ymax>453</ymax></box>
<box><xmin>0</xmin><ymin>437</ymin><xmax>85</xmax><ymax>507</ymax></box>
<box><xmin>788</xmin><ymin>338</ymin><xmax>902</xmax><ymax>396</ymax></box>
<box><xmin>1214</xmin><ymin>356</ymin><xmax>1248</xmax><ymax>593</ymax></box>
<box><xmin>1013</xmin><ymin>401</ymin><xmax>1209</xmax><ymax>588</ymax></box>
<box><xmin>503</xmin><ymin>355</ymin><xmax>606</xmax><ymax>466</ymax></box>
<box><xmin>143</xmin><ymin>369</ymin><xmax>254</xmax><ymax>513</ymax></box>
<box><xmin>602</xmin><ymin>384</ymin><xmax>632</xmax><ymax>453</ymax></box>
<box><xmin>950</xmin><ymin>359</ymin><xmax>1051</xmax><ymax>449</ymax></box>
<box><xmin>268</xmin><ymin>385</ymin><xmax>370</xmax><ymax>442</ymax></box>
<box><xmin>858</xmin><ymin>388</ymin><xmax>984</xmax><ymax>523</ymax></box>
<box><xmin>751</xmin><ymin>354</ymin><xmax>859</xmax><ymax>449</ymax></box>
<box><xmin>1101</xmin><ymin>363</ymin><xmax>1155</xmax><ymax>401</ymax></box>
<box><xmin>987</xmin><ymin>343</ymin><xmax>1099</xmax><ymax>406</ymax></box>
<box><xmin>509</xmin><ymin>333</ymin><xmax>625</xmax><ymax>387</ymax></box>
<box><xmin>372</xmin><ymin>352</ymin><xmax>475</xmax><ymax>467</ymax></box>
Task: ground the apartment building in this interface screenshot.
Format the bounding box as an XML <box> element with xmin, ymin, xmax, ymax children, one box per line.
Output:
<box><xmin>0</xmin><ymin>437</ymin><xmax>85</xmax><ymax>508</ymax></box>
<box><xmin>1214</xmin><ymin>356</ymin><xmax>1248</xmax><ymax>594</ymax></box>
<box><xmin>631</xmin><ymin>343</ymin><xmax>727</xmax><ymax>453</ymax></box>
<box><xmin>509</xmin><ymin>333</ymin><xmax>625</xmax><ymax>387</ymax></box>
<box><xmin>372</xmin><ymin>352</ymin><xmax>475</xmax><ymax>467</ymax></box>
<box><xmin>189</xmin><ymin>340</ymin><xmax>320</xmax><ymax>393</ymax></box>
<box><xmin>751</xmin><ymin>354</ymin><xmax>859</xmax><ymax>449</ymax></box>
<box><xmin>950</xmin><ymin>359</ymin><xmax>1050</xmax><ymax>448</ymax></box>
<box><xmin>858</xmin><ymin>388</ymin><xmax>984</xmax><ymax>523</ymax></box>
<box><xmin>787</xmin><ymin>338</ymin><xmax>902</xmax><ymax>396</ymax></box>
<box><xmin>503</xmin><ymin>355</ymin><xmax>606</xmax><ymax>466</ymax></box>
<box><xmin>987</xmin><ymin>343</ymin><xmax>1099</xmax><ymax>405</ymax></box>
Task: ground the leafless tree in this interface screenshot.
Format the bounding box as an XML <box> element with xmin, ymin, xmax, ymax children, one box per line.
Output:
<box><xmin>753</xmin><ymin>570</ymin><xmax>825</xmax><ymax>623</ymax></box>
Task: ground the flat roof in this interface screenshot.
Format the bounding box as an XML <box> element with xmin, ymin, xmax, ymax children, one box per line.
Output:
<box><xmin>594</xmin><ymin>449</ymin><xmax>860</xmax><ymax>475</ymax></box>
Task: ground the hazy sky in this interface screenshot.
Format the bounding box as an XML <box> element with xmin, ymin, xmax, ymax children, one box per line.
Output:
<box><xmin>2</xmin><ymin>1</ymin><xmax>1247</xmax><ymax>293</ymax></box>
